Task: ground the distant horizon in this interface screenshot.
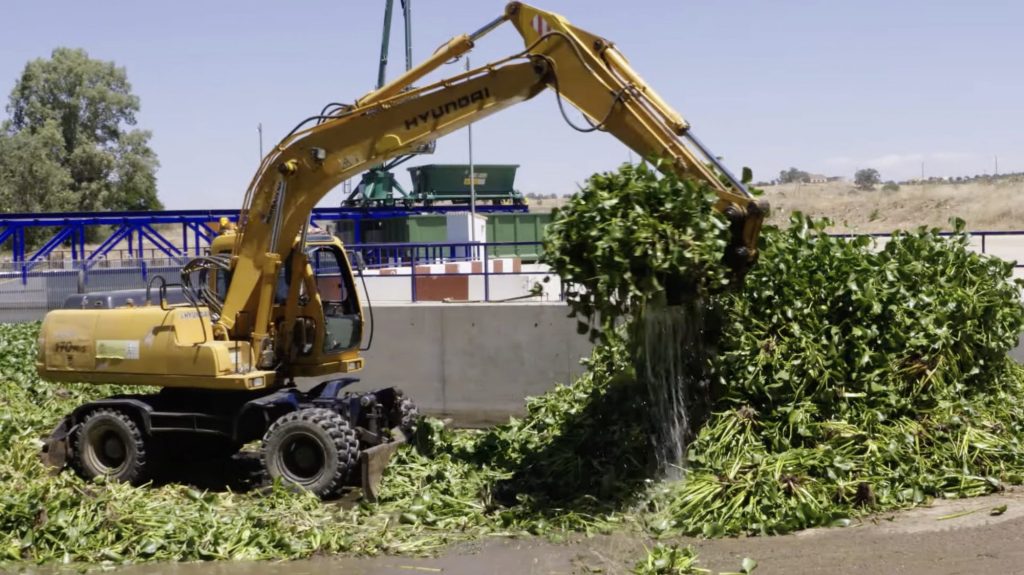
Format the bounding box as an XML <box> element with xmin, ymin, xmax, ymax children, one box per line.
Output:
<box><xmin>762</xmin><ymin>166</ymin><xmax>1018</xmax><ymax>186</ymax></box>
<box><xmin>3</xmin><ymin>0</ymin><xmax>1021</xmax><ymax>209</ymax></box>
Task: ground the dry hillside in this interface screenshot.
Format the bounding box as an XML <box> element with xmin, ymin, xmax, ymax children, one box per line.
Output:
<box><xmin>763</xmin><ymin>180</ymin><xmax>1024</xmax><ymax>233</ymax></box>
<box><xmin>531</xmin><ymin>180</ymin><xmax>1024</xmax><ymax>233</ymax></box>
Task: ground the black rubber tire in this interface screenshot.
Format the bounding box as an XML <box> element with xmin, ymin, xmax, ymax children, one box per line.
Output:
<box><xmin>261</xmin><ymin>408</ymin><xmax>358</xmax><ymax>499</ymax></box>
<box><xmin>71</xmin><ymin>408</ymin><xmax>149</xmax><ymax>485</ymax></box>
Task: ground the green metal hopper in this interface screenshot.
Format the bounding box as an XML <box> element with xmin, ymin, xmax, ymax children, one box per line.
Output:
<box><xmin>407</xmin><ymin>164</ymin><xmax>523</xmax><ymax>205</ymax></box>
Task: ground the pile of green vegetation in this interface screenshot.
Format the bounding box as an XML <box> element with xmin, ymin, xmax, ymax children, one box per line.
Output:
<box><xmin>2</xmin><ymin>163</ymin><xmax>1024</xmax><ymax>568</ymax></box>
<box><xmin>537</xmin><ymin>163</ymin><xmax>1024</xmax><ymax>535</ymax></box>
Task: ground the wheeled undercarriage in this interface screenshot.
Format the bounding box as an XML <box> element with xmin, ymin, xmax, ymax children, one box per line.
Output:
<box><xmin>41</xmin><ymin>378</ymin><xmax>417</xmax><ymax>500</ymax></box>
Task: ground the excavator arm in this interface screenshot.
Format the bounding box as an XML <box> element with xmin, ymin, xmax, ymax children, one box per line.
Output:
<box><xmin>217</xmin><ymin>1</ymin><xmax>768</xmax><ymax>358</ymax></box>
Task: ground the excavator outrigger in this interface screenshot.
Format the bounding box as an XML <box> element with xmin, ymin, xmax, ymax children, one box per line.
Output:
<box><xmin>37</xmin><ymin>2</ymin><xmax>768</xmax><ymax>499</ymax></box>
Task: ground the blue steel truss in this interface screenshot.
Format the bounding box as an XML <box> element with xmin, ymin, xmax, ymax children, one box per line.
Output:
<box><xmin>0</xmin><ymin>204</ymin><xmax>527</xmax><ymax>266</ymax></box>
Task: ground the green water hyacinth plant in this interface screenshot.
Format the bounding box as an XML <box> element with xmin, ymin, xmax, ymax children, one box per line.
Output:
<box><xmin>543</xmin><ymin>161</ymin><xmax>731</xmax><ymax>342</ymax></box>
<box><xmin>4</xmin><ymin>163</ymin><xmax>1024</xmax><ymax>567</ymax></box>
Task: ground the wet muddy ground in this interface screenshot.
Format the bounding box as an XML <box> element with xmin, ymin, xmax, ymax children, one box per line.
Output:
<box><xmin>29</xmin><ymin>489</ymin><xmax>1021</xmax><ymax>575</ymax></box>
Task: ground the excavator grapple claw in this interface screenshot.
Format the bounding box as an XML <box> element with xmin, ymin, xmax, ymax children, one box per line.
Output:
<box><xmin>360</xmin><ymin>427</ymin><xmax>409</xmax><ymax>502</ymax></box>
<box><xmin>39</xmin><ymin>417</ymin><xmax>73</xmax><ymax>472</ymax></box>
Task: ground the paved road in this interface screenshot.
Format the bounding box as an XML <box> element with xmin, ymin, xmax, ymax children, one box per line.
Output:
<box><xmin>95</xmin><ymin>490</ymin><xmax>1024</xmax><ymax>575</ymax></box>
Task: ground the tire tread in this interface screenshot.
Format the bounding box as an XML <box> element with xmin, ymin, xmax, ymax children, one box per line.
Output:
<box><xmin>261</xmin><ymin>407</ymin><xmax>358</xmax><ymax>498</ymax></box>
<box><xmin>71</xmin><ymin>408</ymin><xmax>148</xmax><ymax>485</ymax></box>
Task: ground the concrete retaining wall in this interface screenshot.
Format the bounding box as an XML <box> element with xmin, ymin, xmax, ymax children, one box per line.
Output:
<box><xmin>1012</xmin><ymin>335</ymin><xmax>1024</xmax><ymax>363</ymax></box>
<box><xmin>342</xmin><ymin>302</ymin><xmax>594</xmax><ymax>427</ymax></box>
<box><xmin>13</xmin><ymin>294</ymin><xmax>1024</xmax><ymax>428</ymax></box>
<box><xmin>343</xmin><ymin>304</ymin><xmax>1024</xmax><ymax>428</ymax></box>
<box><xmin>353</xmin><ymin>263</ymin><xmax>565</xmax><ymax>303</ymax></box>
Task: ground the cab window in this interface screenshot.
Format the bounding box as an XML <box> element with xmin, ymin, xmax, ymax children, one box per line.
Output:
<box><xmin>307</xmin><ymin>246</ymin><xmax>361</xmax><ymax>353</ymax></box>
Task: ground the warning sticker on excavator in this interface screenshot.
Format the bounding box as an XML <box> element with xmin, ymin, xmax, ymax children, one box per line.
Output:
<box><xmin>96</xmin><ymin>340</ymin><xmax>140</xmax><ymax>360</ymax></box>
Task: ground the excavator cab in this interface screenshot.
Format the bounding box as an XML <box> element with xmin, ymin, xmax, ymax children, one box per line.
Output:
<box><xmin>308</xmin><ymin>243</ymin><xmax>362</xmax><ymax>354</ymax></box>
<box><xmin>204</xmin><ymin>225</ymin><xmax>367</xmax><ymax>378</ymax></box>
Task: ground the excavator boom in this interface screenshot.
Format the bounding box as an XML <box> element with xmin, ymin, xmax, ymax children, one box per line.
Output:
<box><xmin>222</xmin><ymin>1</ymin><xmax>768</xmax><ymax>355</ymax></box>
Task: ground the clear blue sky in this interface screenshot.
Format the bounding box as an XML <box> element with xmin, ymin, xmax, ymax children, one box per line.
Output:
<box><xmin>2</xmin><ymin>0</ymin><xmax>1021</xmax><ymax>210</ymax></box>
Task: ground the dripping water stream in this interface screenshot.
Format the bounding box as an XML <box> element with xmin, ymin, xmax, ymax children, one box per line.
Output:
<box><xmin>634</xmin><ymin>297</ymin><xmax>715</xmax><ymax>479</ymax></box>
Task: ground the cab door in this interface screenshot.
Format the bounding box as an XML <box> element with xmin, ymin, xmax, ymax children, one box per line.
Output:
<box><xmin>306</xmin><ymin>244</ymin><xmax>362</xmax><ymax>355</ymax></box>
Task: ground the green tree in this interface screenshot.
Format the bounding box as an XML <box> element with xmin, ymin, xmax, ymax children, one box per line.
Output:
<box><xmin>0</xmin><ymin>120</ymin><xmax>75</xmax><ymax>212</ymax></box>
<box><xmin>778</xmin><ymin>167</ymin><xmax>810</xmax><ymax>184</ymax></box>
<box><xmin>854</xmin><ymin>168</ymin><xmax>881</xmax><ymax>190</ymax></box>
<box><xmin>1</xmin><ymin>47</ymin><xmax>162</xmax><ymax>213</ymax></box>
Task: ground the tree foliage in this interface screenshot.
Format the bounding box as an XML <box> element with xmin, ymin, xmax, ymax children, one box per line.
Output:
<box><xmin>854</xmin><ymin>168</ymin><xmax>881</xmax><ymax>191</ymax></box>
<box><xmin>778</xmin><ymin>167</ymin><xmax>810</xmax><ymax>184</ymax></box>
<box><xmin>0</xmin><ymin>47</ymin><xmax>161</xmax><ymax>214</ymax></box>
<box><xmin>0</xmin><ymin>121</ymin><xmax>74</xmax><ymax>213</ymax></box>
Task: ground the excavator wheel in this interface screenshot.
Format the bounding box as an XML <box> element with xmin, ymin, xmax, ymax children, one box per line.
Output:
<box><xmin>71</xmin><ymin>408</ymin><xmax>149</xmax><ymax>485</ymax></box>
<box><xmin>261</xmin><ymin>407</ymin><xmax>359</xmax><ymax>499</ymax></box>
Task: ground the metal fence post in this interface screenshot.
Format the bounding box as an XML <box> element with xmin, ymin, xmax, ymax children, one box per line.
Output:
<box><xmin>410</xmin><ymin>249</ymin><xmax>418</xmax><ymax>302</ymax></box>
<box><xmin>483</xmin><ymin>244</ymin><xmax>490</xmax><ymax>302</ymax></box>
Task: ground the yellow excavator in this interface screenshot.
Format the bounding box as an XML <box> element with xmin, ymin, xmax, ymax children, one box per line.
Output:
<box><xmin>37</xmin><ymin>2</ymin><xmax>768</xmax><ymax>498</ymax></box>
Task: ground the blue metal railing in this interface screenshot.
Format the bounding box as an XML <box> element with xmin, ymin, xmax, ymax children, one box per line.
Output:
<box><xmin>0</xmin><ymin>204</ymin><xmax>528</xmax><ymax>264</ymax></box>
<box><xmin>830</xmin><ymin>230</ymin><xmax>1024</xmax><ymax>267</ymax></box>
<box><xmin>344</xmin><ymin>241</ymin><xmax>553</xmax><ymax>304</ymax></box>
<box><xmin>2</xmin><ymin>231</ymin><xmax>1023</xmax><ymax>319</ymax></box>
<box><xmin>349</xmin><ymin>240</ymin><xmax>545</xmax><ymax>269</ymax></box>
<box><xmin>340</xmin><ymin>231</ymin><xmax>1024</xmax><ymax>304</ymax></box>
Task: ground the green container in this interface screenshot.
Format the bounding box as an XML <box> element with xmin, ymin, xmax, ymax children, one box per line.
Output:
<box><xmin>486</xmin><ymin>213</ymin><xmax>551</xmax><ymax>260</ymax></box>
<box><xmin>407</xmin><ymin>216</ymin><xmax>447</xmax><ymax>244</ymax></box>
<box><xmin>332</xmin><ymin>220</ymin><xmax>357</xmax><ymax>245</ymax></box>
<box><xmin>407</xmin><ymin>164</ymin><xmax>523</xmax><ymax>204</ymax></box>
<box><xmin>330</xmin><ymin>216</ymin><xmax>447</xmax><ymax>244</ymax></box>
<box><xmin>330</xmin><ymin>213</ymin><xmax>550</xmax><ymax>259</ymax></box>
